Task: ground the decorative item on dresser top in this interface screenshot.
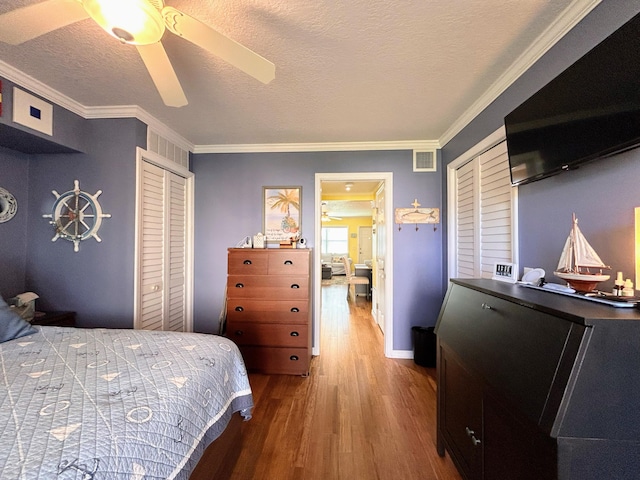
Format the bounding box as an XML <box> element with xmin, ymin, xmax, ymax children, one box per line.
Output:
<box><xmin>225</xmin><ymin>248</ymin><xmax>312</xmax><ymax>375</ymax></box>
<box><xmin>435</xmin><ymin>278</ymin><xmax>640</xmax><ymax>480</ymax></box>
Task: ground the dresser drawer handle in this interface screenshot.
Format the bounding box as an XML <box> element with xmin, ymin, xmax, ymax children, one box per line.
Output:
<box><xmin>290</xmin><ymin>355</ymin><xmax>299</xmax><ymax>361</ymax></box>
<box><xmin>291</xmin><ymin>284</ymin><xmax>300</xmax><ymax>289</ymax></box>
<box><xmin>235</xmin><ymin>306</ymin><xmax>244</xmax><ymax>312</ymax></box>
<box><xmin>284</xmin><ymin>260</ymin><xmax>293</xmax><ymax>265</ymax></box>
<box><xmin>235</xmin><ymin>283</ymin><xmax>244</xmax><ymax>288</ymax></box>
<box><xmin>243</xmin><ymin>259</ymin><xmax>252</xmax><ymax>265</ymax></box>
<box><xmin>290</xmin><ymin>307</ymin><xmax>299</xmax><ymax>313</ymax></box>
<box><xmin>290</xmin><ymin>331</ymin><xmax>299</xmax><ymax>337</ymax></box>
<box><xmin>481</xmin><ymin>303</ymin><xmax>492</xmax><ymax>310</ymax></box>
<box><xmin>235</xmin><ymin>330</ymin><xmax>244</xmax><ymax>336</ymax></box>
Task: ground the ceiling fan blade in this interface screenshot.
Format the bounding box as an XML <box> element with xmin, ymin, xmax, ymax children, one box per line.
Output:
<box><xmin>136</xmin><ymin>43</ymin><xmax>188</xmax><ymax>108</ymax></box>
<box><xmin>163</xmin><ymin>7</ymin><xmax>275</xmax><ymax>84</ymax></box>
<box><xmin>0</xmin><ymin>0</ymin><xmax>89</xmax><ymax>45</ymax></box>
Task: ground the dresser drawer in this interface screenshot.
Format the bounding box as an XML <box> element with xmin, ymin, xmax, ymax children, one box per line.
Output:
<box><xmin>267</xmin><ymin>250</ymin><xmax>310</xmax><ymax>275</ymax></box>
<box><xmin>227</xmin><ymin>275</ymin><xmax>309</xmax><ymax>300</ymax></box>
<box><xmin>226</xmin><ymin>321</ymin><xmax>308</xmax><ymax>347</ymax></box>
<box><xmin>228</xmin><ymin>250</ymin><xmax>269</xmax><ymax>275</ymax></box>
<box><xmin>227</xmin><ymin>299</ymin><xmax>309</xmax><ymax>324</ymax></box>
<box><xmin>239</xmin><ymin>346</ymin><xmax>310</xmax><ymax>375</ymax></box>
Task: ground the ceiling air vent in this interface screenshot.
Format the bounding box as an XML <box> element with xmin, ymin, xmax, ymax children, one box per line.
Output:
<box><xmin>147</xmin><ymin>129</ymin><xmax>189</xmax><ymax>168</ymax></box>
<box><xmin>413</xmin><ymin>149</ymin><xmax>437</xmax><ymax>172</ymax></box>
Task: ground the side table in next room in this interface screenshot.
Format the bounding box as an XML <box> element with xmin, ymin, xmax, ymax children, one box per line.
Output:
<box><xmin>31</xmin><ymin>311</ymin><xmax>77</xmax><ymax>327</ymax></box>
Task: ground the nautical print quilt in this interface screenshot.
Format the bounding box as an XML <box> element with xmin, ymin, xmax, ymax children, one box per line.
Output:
<box><xmin>0</xmin><ymin>327</ymin><xmax>253</xmax><ymax>479</ymax></box>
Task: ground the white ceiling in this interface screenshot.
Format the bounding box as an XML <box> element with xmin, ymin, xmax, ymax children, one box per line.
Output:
<box><xmin>0</xmin><ymin>0</ymin><xmax>597</xmax><ymax>150</ymax></box>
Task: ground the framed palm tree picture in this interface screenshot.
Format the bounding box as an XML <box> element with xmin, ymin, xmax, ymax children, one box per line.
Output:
<box><xmin>263</xmin><ymin>186</ymin><xmax>301</xmax><ymax>243</ymax></box>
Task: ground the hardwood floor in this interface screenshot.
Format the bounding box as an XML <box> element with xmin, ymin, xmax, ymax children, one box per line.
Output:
<box><xmin>228</xmin><ymin>283</ymin><xmax>462</xmax><ymax>480</ymax></box>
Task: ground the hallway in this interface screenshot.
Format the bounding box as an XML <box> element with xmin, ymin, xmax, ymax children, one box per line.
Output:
<box><xmin>228</xmin><ymin>282</ymin><xmax>461</xmax><ymax>479</ymax></box>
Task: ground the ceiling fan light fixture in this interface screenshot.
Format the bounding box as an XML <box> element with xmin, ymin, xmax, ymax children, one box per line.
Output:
<box><xmin>82</xmin><ymin>0</ymin><xmax>165</xmax><ymax>45</ymax></box>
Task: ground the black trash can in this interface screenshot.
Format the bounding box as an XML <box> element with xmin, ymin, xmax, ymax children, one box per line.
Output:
<box><xmin>412</xmin><ymin>326</ymin><xmax>437</xmax><ymax>367</ymax></box>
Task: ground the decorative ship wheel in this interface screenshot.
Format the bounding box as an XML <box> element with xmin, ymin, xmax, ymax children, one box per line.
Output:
<box><xmin>43</xmin><ymin>180</ymin><xmax>111</xmax><ymax>252</ymax></box>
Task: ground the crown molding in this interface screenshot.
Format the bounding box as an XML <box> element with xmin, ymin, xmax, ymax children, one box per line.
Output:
<box><xmin>0</xmin><ymin>60</ymin><xmax>193</xmax><ymax>152</ymax></box>
<box><xmin>439</xmin><ymin>0</ymin><xmax>601</xmax><ymax>147</ymax></box>
<box><xmin>193</xmin><ymin>139</ymin><xmax>440</xmax><ymax>154</ymax></box>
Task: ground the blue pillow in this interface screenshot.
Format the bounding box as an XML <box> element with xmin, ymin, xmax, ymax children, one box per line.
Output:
<box><xmin>0</xmin><ymin>297</ymin><xmax>37</xmax><ymax>343</ymax></box>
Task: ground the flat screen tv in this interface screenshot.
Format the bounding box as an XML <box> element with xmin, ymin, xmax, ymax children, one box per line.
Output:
<box><xmin>505</xmin><ymin>12</ymin><xmax>640</xmax><ymax>186</ymax></box>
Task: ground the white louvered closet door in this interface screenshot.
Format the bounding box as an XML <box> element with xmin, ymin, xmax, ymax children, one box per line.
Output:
<box><xmin>454</xmin><ymin>141</ymin><xmax>516</xmax><ymax>278</ymax></box>
<box><xmin>139</xmin><ymin>160</ymin><xmax>187</xmax><ymax>331</ymax></box>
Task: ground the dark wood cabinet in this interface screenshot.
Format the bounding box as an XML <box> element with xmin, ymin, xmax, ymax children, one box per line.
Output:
<box><xmin>31</xmin><ymin>311</ymin><xmax>76</xmax><ymax>327</ymax></box>
<box><xmin>225</xmin><ymin>248</ymin><xmax>312</xmax><ymax>375</ymax></box>
<box><xmin>436</xmin><ymin>279</ymin><xmax>640</xmax><ymax>480</ymax></box>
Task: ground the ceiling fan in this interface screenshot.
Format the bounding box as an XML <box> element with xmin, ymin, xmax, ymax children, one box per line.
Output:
<box><xmin>0</xmin><ymin>0</ymin><xmax>275</xmax><ymax>107</ymax></box>
<box><xmin>321</xmin><ymin>202</ymin><xmax>342</xmax><ymax>222</ymax></box>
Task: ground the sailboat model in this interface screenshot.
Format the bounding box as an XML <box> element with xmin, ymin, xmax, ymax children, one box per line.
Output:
<box><xmin>554</xmin><ymin>213</ymin><xmax>610</xmax><ymax>291</ymax></box>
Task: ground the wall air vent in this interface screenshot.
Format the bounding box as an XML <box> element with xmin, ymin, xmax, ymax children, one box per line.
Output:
<box><xmin>413</xmin><ymin>149</ymin><xmax>437</xmax><ymax>172</ymax></box>
<box><xmin>147</xmin><ymin>129</ymin><xmax>189</xmax><ymax>168</ymax></box>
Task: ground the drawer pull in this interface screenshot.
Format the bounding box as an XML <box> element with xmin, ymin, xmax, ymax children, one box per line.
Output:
<box><xmin>290</xmin><ymin>331</ymin><xmax>299</xmax><ymax>337</ymax></box>
<box><xmin>290</xmin><ymin>307</ymin><xmax>299</xmax><ymax>313</ymax></box>
<box><xmin>284</xmin><ymin>260</ymin><xmax>293</xmax><ymax>265</ymax></box>
<box><xmin>235</xmin><ymin>283</ymin><xmax>244</xmax><ymax>288</ymax></box>
<box><xmin>291</xmin><ymin>284</ymin><xmax>300</xmax><ymax>289</ymax></box>
<box><xmin>235</xmin><ymin>330</ymin><xmax>244</xmax><ymax>336</ymax></box>
<box><xmin>243</xmin><ymin>259</ymin><xmax>252</xmax><ymax>265</ymax></box>
<box><xmin>235</xmin><ymin>306</ymin><xmax>244</xmax><ymax>312</ymax></box>
<box><xmin>481</xmin><ymin>303</ymin><xmax>492</xmax><ymax>310</ymax></box>
<box><xmin>290</xmin><ymin>355</ymin><xmax>299</xmax><ymax>361</ymax></box>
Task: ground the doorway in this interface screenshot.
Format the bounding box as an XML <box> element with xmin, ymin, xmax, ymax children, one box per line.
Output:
<box><xmin>314</xmin><ymin>172</ymin><xmax>393</xmax><ymax>358</ymax></box>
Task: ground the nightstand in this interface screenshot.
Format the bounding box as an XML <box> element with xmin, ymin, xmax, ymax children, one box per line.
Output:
<box><xmin>31</xmin><ymin>311</ymin><xmax>76</xmax><ymax>327</ymax></box>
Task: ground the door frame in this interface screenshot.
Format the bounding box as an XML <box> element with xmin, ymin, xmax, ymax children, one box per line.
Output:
<box><xmin>314</xmin><ymin>172</ymin><xmax>394</xmax><ymax>357</ymax></box>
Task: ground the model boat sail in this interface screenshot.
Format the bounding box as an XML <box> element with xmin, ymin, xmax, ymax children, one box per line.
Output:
<box><xmin>554</xmin><ymin>213</ymin><xmax>610</xmax><ymax>291</ymax></box>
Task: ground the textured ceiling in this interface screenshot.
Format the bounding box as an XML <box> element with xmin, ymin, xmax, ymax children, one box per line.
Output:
<box><xmin>0</xmin><ymin>0</ymin><xmax>591</xmax><ymax>148</ymax></box>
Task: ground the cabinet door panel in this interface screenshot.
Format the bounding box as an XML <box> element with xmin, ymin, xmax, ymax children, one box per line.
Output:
<box><xmin>441</xmin><ymin>347</ymin><xmax>483</xmax><ymax>480</ymax></box>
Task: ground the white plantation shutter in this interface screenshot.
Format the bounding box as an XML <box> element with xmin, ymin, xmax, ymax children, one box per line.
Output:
<box><xmin>138</xmin><ymin>160</ymin><xmax>188</xmax><ymax>331</ymax></box>
<box><xmin>479</xmin><ymin>142</ymin><xmax>513</xmax><ymax>278</ymax></box>
<box><xmin>453</xmin><ymin>141</ymin><xmax>516</xmax><ymax>278</ymax></box>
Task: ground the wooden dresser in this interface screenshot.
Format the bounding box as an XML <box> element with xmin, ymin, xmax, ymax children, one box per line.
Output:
<box><xmin>225</xmin><ymin>248</ymin><xmax>312</xmax><ymax>375</ymax></box>
<box><xmin>435</xmin><ymin>278</ymin><xmax>640</xmax><ymax>480</ymax></box>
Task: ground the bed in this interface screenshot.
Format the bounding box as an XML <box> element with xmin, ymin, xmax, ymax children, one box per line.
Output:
<box><xmin>0</xmin><ymin>298</ymin><xmax>253</xmax><ymax>479</ymax></box>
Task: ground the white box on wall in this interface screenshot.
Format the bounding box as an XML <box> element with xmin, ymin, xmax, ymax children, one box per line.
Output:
<box><xmin>13</xmin><ymin>87</ymin><xmax>53</xmax><ymax>136</ymax></box>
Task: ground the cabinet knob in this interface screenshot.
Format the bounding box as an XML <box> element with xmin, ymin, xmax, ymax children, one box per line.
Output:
<box><xmin>235</xmin><ymin>330</ymin><xmax>243</xmax><ymax>336</ymax></box>
<box><xmin>481</xmin><ymin>302</ymin><xmax>492</xmax><ymax>310</ymax></box>
<box><xmin>235</xmin><ymin>283</ymin><xmax>244</xmax><ymax>288</ymax></box>
<box><xmin>466</xmin><ymin>427</ymin><xmax>481</xmax><ymax>446</ymax></box>
<box><xmin>235</xmin><ymin>306</ymin><xmax>244</xmax><ymax>312</ymax></box>
<box><xmin>290</xmin><ymin>355</ymin><xmax>299</xmax><ymax>361</ymax></box>
<box><xmin>243</xmin><ymin>259</ymin><xmax>252</xmax><ymax>265</ymax></box>
<box><xmin>291</xmin><ymin>284</ymin><xmax>300</xmax><ymax>289</ymax></box>
<box><xmin>290</xmin><ymin>331</ymin><xmax>299</xmax><ymax>336</ymax></box>
<box><xmin>290</xmin><ymin>307</ymin><xmax>299</xmax><ymax>313</ymax></box>
<box><xmin>284</xmin><ymin>260</ymin><xmax>293</xmax><ymax>265</ymax></box>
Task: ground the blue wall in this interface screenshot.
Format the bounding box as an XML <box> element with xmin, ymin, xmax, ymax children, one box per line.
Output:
<box><xmin>0</xmin><ymin>117</ymin><xmax>146</xmax><ymax>327</ymax></box>
<box><xmin>441</xmin><ymin>2</ymin><xmax>640</xmax><ymax>291</ymax></box>
<box><xmin>192</xmin><ymin>150</ymin><xmax>443</xmax><ymax>349</ymax></box>
<box><xmin>0</xmin><ymin>146</ymin><xmax>30</xmax><ymax>297</ymax></box>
